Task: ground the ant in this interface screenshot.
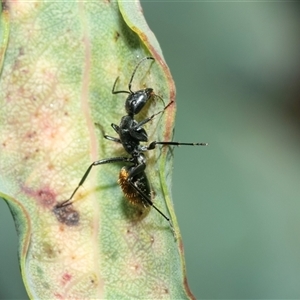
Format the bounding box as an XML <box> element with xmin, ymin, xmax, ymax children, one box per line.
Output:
<box><xmin>56</xmin><ymin>57</ymin><xmax>207</xmax><ymax>228</ymax></box>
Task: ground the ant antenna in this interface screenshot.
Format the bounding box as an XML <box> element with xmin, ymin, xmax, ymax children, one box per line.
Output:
<box><xmin>128</xmin><ymin>57</ymin><xmax>154</xmax><ymax>93</ymax></box>
<box><xmin>112</xmin><ymin>57</ymin><xmax>154</xmax><ymax>95</ymax></box>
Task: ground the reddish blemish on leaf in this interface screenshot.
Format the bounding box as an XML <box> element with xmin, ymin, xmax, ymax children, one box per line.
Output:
<box><xmin>61</xmin><ymin>273</ymin><xmax>72</xmax><ymax>286</ymax></box>
<box><xmin>37</xmin><ymin>189</ymin><xmax>56</xmax><ymax>208</ymax></box>
<box><xmin>22</xmin><ymin>185</ymin><xmax>56</xmax><ymax>208</ymax></box>
<box><xmin>53</xmin><ymin>293</ymin><xmax>63</xmax><ymax>300</ymax></box>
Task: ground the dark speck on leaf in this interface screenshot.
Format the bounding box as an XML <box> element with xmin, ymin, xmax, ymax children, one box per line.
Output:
<box><xmin>53</xmin><ymin>204</ymin><xmax>79</xmax><ymax>226</ymax></box>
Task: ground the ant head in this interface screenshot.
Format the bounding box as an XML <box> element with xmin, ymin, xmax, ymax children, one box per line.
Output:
<box><xmin>125</xmin><ymin>88</ymin><xmax>154</xmax><ymax>115</ymax></box>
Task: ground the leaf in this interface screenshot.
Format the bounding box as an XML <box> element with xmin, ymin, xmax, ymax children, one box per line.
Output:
<box><xmin>0</xmin><ymin>0</ymin><xmax>194</xmax><ymax>299</ymax></box>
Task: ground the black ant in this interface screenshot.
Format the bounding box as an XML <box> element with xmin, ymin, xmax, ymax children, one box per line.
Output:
<box><xmin>56</xmin><ymin>57</ymin><xmax>207</xmax><ymax>228</ymax></box>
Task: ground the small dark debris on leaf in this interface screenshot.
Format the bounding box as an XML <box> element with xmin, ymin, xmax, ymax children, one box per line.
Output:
<box><xmin>53</xmin><ymin>204</ymin><xmax>79</xmax><ymax>226</ymax></box>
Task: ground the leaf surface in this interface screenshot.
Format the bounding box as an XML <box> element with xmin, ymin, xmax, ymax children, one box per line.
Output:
<box><xmin>0</xmin><ymin>1</ymin><xmax>194</xmax><ymax>299</ymax></box>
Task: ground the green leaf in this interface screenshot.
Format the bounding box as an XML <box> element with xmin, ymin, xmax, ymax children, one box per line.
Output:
<box><xmin>0</xmin><ymin>0</ymin><xmax>194</xmax><ymax>299</ymax></box>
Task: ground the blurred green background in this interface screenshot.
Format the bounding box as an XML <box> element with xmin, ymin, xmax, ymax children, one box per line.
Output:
<box><xmin>1</xmin><ymin>2</ymin><xmax>300</xmax><ymax>299</ymax></box>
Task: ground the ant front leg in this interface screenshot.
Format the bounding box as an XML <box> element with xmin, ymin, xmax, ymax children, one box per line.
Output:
<box><xmin>95</xmin><ymin>122</ymin><xmax>121</xmax><ymax>144</ymax></box>
<box><xmin>94</xmin><ymin>122</ymin><xmax>121</xmax><ymax>144</ymax></box>
<box><xmin>57</xmin><ymin>156</ymin><xmax>133</xmax><ymax>208</ymax></box>
<box><xmin>111</xmin><ymin>123</ymin><xmax>120</xmax><ymax>134</ymax></box>
<box><xmin>103</xmin><ymin>134</ymin><xmax>121</xmax><ymax>144</ymax></box>
<box><xmin>104</xmin><ymin>123</ymin><xmax>121</xmax><ymax>143</ymax></box>
<box><xmin>134</xmin><ymin>101</ymin><xmax>174</xmax><ymax>129</ymax></box>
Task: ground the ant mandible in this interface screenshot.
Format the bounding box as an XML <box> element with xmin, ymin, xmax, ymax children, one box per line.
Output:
<box><xmin>56</xmin><ymin>57</ymin><xmax>207</xmax><ymax>228</ymax></box>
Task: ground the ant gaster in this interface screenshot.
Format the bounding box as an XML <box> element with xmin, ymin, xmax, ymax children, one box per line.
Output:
<box><xmin>56</xmin><ymin>57</ymin><xmax>207</xmax><ymax>228</ymax></box>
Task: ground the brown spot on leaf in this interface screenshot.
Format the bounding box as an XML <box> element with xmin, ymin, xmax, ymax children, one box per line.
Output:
<box><xmin>25</xmin><ymin>130</ymin><xmax>37</xmax><ymax>140</ymax></box>
<box><xmin>18</xmin><ymin>47</ymin><xmax>24</xmax><ymax>56</ymax></box>
<box><xmin>152</xmin><ymin>190</ymin><xmax>157</xmax><ymax>198</ymax></box>
<box><xmin>47</xmin><ymin>163</ymin><xmax>55</xmax><ymax>171</ymax></box>
<box><xmin>128</xmin><ymin>260</ymin><xmax>142</xmax><ymax>277</ymax></box>
<box><xmin>43</xmin><ymin>242</ymin><xmax>56</xmax><ymax>259</ymax></box>
<box><xmin>114</xmin><ymin>30</ymin><xmax>120</xmax><ymax>42</ymax></box>
<box><xmin>1</xmin><ymin>0</ymin><xmax>9</xmax><ymax>11</ymax></box>
<box><xmin>53</xmin><ymin>204</ymin><xmax>80</xmax><ymax>226</ymax></box>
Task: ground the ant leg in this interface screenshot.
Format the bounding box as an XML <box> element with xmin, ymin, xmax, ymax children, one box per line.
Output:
<box><xmin>95</xmin><ymin>122</ymin><xmax>121</xmax><ymax>144</ymax></box>
<box><xmin>103</xmin><ymin>124</ymin><xmax>121</xmax><ymax>143</ymax></box>
<box><xmin>111</xmin><ymin>123</ymin><xmax>120</xmax><ymax>134</ymax></box>
<box><xmin>103</xmin><ymin>135</ymin><xmax>121</xmax><ymax>144</ymax></box>
<box><xmin>57</xmin><ymin>156</ymin><xmax>133</xmax><ymax>208</ymax></box>
<box><xmin>147</xmin><ymin>141</ymin><xmax>208</xmax><ymax>150</ymax></box>
<box><xmin>128</xmin><ymin>177</ymin><xmax>172</xmax><ymax>225</ymax></box>
<box><xmin>134</xmin><ymin>101</ymin><xmax>174</xmax><ymax>129</ymax></box>
<box><xmin>126</xmin><ymin>163</ymin><xmax>173</xmax><ymax>227</ymax></box>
